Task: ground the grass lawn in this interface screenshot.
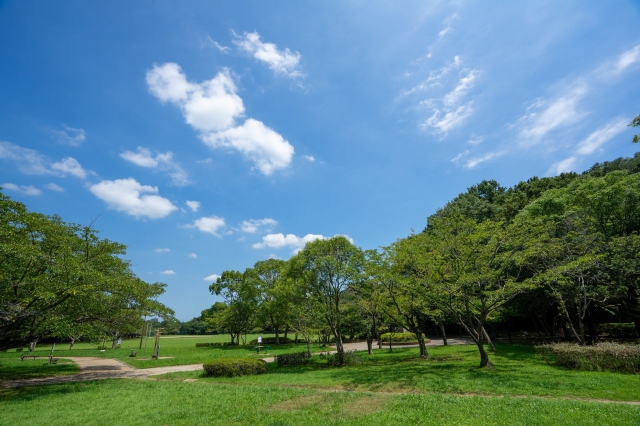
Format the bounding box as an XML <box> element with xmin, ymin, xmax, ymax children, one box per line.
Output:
<box><xmin>2</xmin><ymin>342</ymin><xmax>640</xmax><ymax>424</ymax></box>
<box><xmin>0</xmin><ymin>358</ymin><xmax>79</xmax><ymax>381</ymax></box>
<box><xmin>0</xmin><ymin>334</ymin><xmax>327</xmax><ymax>369</ymax></box>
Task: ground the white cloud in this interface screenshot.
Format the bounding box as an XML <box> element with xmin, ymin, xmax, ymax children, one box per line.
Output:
<box><xmin>240</xmin><ymin>218</ymin><xmax>277</xmax><ymax>233</ymax></box>
<box><xmin>253</xmin><ymin>233</ymin><xmax>325</xmax><ymax>253</ymax></box>
<box><xmin>302</xmin><ymin>155</ymin><xmax>315</xmax><ymax>162</ymax></box>
<box><xmin>44</xmin><ymin>183</ymin><xmax>64</xmax><ymax>192</ymax></box>
<box><xmin>2</xmin><ymin>183</ymin><xmax>42</xmax><ymax>196</ymax></box>
<box><xmin>518</xmin><ymin>85</ymin><xmax>588</xmax><ymax>144</ymax></box>
<box><xmin>0</xmin><ymin>142</ymin><xmax>91</xmax><ymax>179</ymax></box>
<box><xmin>574</xmin><ymin>118</ymin><xmax>628</xmax><ymax>155</ymax></box>
<box><xmin>599</xmin><ymin>45</ymin><xmax>640</xmax><ymax>78</ymax></box>
<box><xmin>547</xmin><ymin>156</ymin><xmax>578</xmax><ymax>176</ymax></box>
<box><xmin>233</xmin><ymin>31</ymin><xmax>302</xmax><ymax>78</ymax></box>
<box><xmin>188</xmin><ymin>253</ymin><xmax>197</xmax><ymax>259</ymax></box>
<box><xmin>0</xmin><ymin>141</ymin><xmax>56</xmax><ymax>175</ymax></box>
<box><xmin>89</xmin><ymin>178</ymin><xmax>177</xmax><ymax>219</ymax></box>
<box><xmin>464</xmin><ymin>151</ymin><xmax>506</xmax><ymax>169</ymax></box>
<box><xmin>424</xmin><ymin>104</ymin><xmax>474</xmax><ymax>134</ymax></box>
<box><xmin>186</xmin><ymin>200</ymin><xmax>200</xmax><ymax>212</ymax></box>
<box><xmin>51</xmin><ymin>157</ymin><xmax>87</xmax><ymax>179</ymax></box>
<box><xmin>205</xmin><ymin>35</ymin><xmax>230</xmax><ymax>53</ymax></box>
<box><xmin>155</xmin><ymin>248</ymin><xmax>170</xmax><ymax>253</ymax></box>
<box><xmin>189</xmin><ymin>216</ymin><xmax>226</xmax><ymax>236</ymax></box>
<box><xmin>49</xmin><ymin>125</ymin><xmax>86</xmax><ymax>146</ymax></box>
<box><xmin>443</xmin><ymin>70</ymin><xmax>478</xmax><ymax>107</ymax></box>
<box><xmin>120</xmin><ymin>147</ymin><xmax>189</xmax><ymax>186</ymax></box>
<box><xmin>204</xmin><ymin>274</ymin><xmax>220</xmax><ymax>282</ymax></box>
<box><xmin>468</xmin><ymin>135</ymin><xmax>484</xmax><ymax>145</ymax></box>
<box><xmin>201</xmin><ymin>118</ymin><xmax>294</xmax><ymax>175</ymax></box>
<box><xmin>161</xmin><ymin>270</ymin><xmax>176</xmax><ymax>275</ymax></box>
<box><xmin>147</xmin><ymin>63</ymin><xmax>294</xmax><ymax>174</ymax></box>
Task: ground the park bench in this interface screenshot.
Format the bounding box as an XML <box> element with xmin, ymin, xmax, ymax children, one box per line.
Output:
<box><xmin>20</xmin><ymin>354</ymin><xmax>38</xmax><ymax>361</ymax></box>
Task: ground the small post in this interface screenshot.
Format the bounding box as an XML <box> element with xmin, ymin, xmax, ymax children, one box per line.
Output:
<box><xmin>152</xmin><ymin>328</ymin><xmax>163</xmax><ymax>359</ymax></box>
<box><xmin>48</xmin><ymin>343</ymin><xmax>56</xmax><ymax>364</ymax></box>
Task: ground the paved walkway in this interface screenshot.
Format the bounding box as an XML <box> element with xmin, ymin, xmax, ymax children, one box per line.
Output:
<box><xmin>1</xmin><ymin>338</ymin><xmax>473</xmax><ymax>388</ymax></box>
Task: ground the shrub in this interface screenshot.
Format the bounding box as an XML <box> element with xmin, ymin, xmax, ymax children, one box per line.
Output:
<box><xmin>379</xmin><ymin>332</ymin><xmax>426</xmax><ymax>342</ymax></box>
<box><xmin>249</xmin><ymin>337</ymin><xmax>292</xmax><ymax>345</ymax></box>
<box><xmin>537</xmin><ymin>342</ymin><xmax>640</xmax><ymax>374</ymax></box>
<box><xmin>195</xmin><ymin>342</ymin><xmax>229</xmax><ymax>347</ymax></box>
<box><xmin>15</xmin><ymin>347</ymin><xmax>24</xmax><ymax>352</ymax></box>
<box><xmin>598</xmin><ymin>323</ymin><xmax>637</xmax><ymax>337</ymax></box>
<box><xmin>202</xmin><ymin>359</ymin><xmax>267</xmax><ymax>377</ymax></box>
<box><xmin>323</xmin><ymin>350</ymin><xmax>361</xmax><ymax>366</ymax></box>
<box><xmin>276</xmin><ymin>351</ymin><xmax>311</xmax><ymax>367</ymax></box>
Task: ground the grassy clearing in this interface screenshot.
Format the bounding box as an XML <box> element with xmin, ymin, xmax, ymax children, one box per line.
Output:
<box><xmin>0</xmin><ymin>334</ymin><xmax>326</xmax><ymax>369</ymax></box>
<box><xmin>1</xmin><ymin>380</ymin><xmax>639</xmax><ymax>425</ymax></box>
<box><xmin>159</xmin><ymin>344</ymin><xmax>640</xmax><ymax>402</ymax></box>
<box><xmin>0</xmin><ymin>358</ymin><xmax>79</xmax><ymax>381</ymax></box>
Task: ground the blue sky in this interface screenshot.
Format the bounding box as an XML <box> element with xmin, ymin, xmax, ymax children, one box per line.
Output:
<box><xmin>1</xmin><ymin>1</ymin><xmax>640</xmax><ymax>320</ymax></box>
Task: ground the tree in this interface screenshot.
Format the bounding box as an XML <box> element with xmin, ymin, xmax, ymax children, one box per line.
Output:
<box><xmin>252</xmin><ymin>259</ymin><xmax>290</xmax><ymax>344</ymax></box>
<box><xmin>0</xmin><ymin>190</ymin><xmax>172</xmax><ymax>351</ymax></box>
<box><xmin>295</xmin><ymin>236</ymin><xmax>364</xmax><ymax>355</ymax></box>
<box><xmin>208</xmin><ymin>270</ymin><xmax>259</xmax><ymax>345</ymax></box>
<box><xmin>629</xmin><ymin>114</ymin><xmax>640</xmax><ymax>143</ymax></box>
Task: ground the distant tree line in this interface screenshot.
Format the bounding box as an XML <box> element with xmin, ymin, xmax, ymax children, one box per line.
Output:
<box><xmin>203</xmin><ymin>153</ymin><xmax>640</xmax><ymax>367</ymax></box>
<box><xmin>0</xmin><ymin>191</ymin><xmax>174</xmax><ymax>351</ymax></box>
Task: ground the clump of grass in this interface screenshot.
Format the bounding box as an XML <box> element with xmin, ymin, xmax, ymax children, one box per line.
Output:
<box><xmin>537</xmin><ymin>342</ymin><xmax>640</xmax><ymax>373</ymax></box>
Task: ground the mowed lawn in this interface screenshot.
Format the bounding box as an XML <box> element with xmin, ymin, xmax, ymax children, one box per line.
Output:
<box><xmin>2</xmin><ymin>342</ymin><xmax>640</xmax><ymax>425</ymax></box>
<box><xmin>0</xmin><ymin>334</ymin><xmax>326</xmax><ymax>369</ymax></box>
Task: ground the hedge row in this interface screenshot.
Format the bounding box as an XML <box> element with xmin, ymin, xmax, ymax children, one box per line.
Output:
<box><xmin>248</xmin><ymin>337</ymin><xmax>292</xmax><ymax>345</ymax></box>
<box><xmin>379</xmin><ymin>332</ymin><xmax>425</xmax><ymax>342</ymax></box>
<box><xmin>537</xmin><ymin>342</ymin><xmax>640</xmax><ymax>374</ymax></box>
<box><xmin>319</xmin><ymin>350</ymin><xmax>362</xmax><ymax>366</ymax></box>
<box><xmin>195</xmin><ymin>342</ymin><xmax>230</xmax><ymax>347</ymax></box>
<box><xmin>202</xmin><ymin>359</ymin><xmax>267</xmax><ymax>377</ymax></box>
<box><xmin>598</xmin><ymin>323</ymin><xmax>638</xmax><ymax>337</ymax></box>
<box><xmin>276</xmin><ymin>351</ymin><xmax>311</xmax><ymax>367</ymax></box>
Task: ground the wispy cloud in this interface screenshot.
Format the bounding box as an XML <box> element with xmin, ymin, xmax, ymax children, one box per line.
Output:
<box><xmin>204</xmin><ymin>35</ymin><xmax>230</xmax><ymax>53</ymax></box>
<box><xmin>451</xmin><ymin>150</ymin><xmax>505</xmax><ymax>169</ymax></box>
<box><xmin>161</xmin><ymin>270</ymin><xmax>176</xmax><ymax>275</ymax></box>
<box><xmin>240</xmin><ymin>218</ymin><xmax>277</xmax><ymax>233</ymax></box>
<box><xmin>44</xmin><ymin>183</ymin><xmax>64</xmax><ymax>192</ymax></box>
<box><xmin>2</xmin><ymin>183</ymin><xmax>42</xmax><ymax>196</ymax></box>
<box><xmin>188</xmin><ymin>253</ymin><xmax>197</xmax><ymax>259</ymax></box>
<box><xmin>49</xmin><ymin>125</ymin><xmax>86</xmax><ymax>146</ymax></box>
<box><xmin>232</xmin><ymin>31</ymin><xmax>303</xmax><ymax>78</ymax></box>
<box><xmin>0</xmin><ymin>141</ymin><xmax>90</xmax><ymax>178</ymax></box>
<box><xmin>155</xmin><ymin>248</ymin><xmax>170</xmax><ymax>253</ymax></box>
<box><xmin>120</xmin><ymin>147</ymin><xmax>189</xmax><ymax>186</ymax></box>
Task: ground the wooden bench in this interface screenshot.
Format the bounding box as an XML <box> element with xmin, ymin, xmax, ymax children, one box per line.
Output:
<box><xmin>20</xmin><ymin>354</ymin><xmax>38</xmax><ymax>361</ymax></box>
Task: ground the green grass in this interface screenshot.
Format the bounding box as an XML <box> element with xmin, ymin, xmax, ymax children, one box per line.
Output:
<box><xmin>159</xmin><ymin>344</ymin><xmax>640</xmax><ymax>402</ymax></box>
<box><xmin>0</xmin><ymin>358</ymin><xmax>79</xmax><ymax>381</ymax></box>
<box><xmin>1</xmin><ymin>379</ymin><xmax>639</xmax><ymax>425</ymax></box>
<box><xmin>3</xmin><ymin>340</ymin><xmax>640</xmax><ymax>424</ymax></box>
<box><xmin>0</xmin><ymin>334</ymin><xmax>326</xmax><ymax>369</ymax></box>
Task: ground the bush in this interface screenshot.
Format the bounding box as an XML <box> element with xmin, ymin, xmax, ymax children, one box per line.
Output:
<box><xmin>537</xmin><ymin>342</ymin><xmax>640</xmax><ymax>374</ymax></box>
<box><xmin>276</xmin><ymin>351</ymin><xmax>311</xmax><ymax>367</ymax></box>
<box><xmin>248</xmin><ymin>337</ymin><xmax>292</xmax><ymax>345</ymax></box>
<box><xmin>379</xmin><ymin>332</ymin><xmax>426</xmax><ymax>342</ymax></box>
<box><xmin>599</xmin><ymin>323</ymin><xmax>637</xmax><ymax>337</ymax></box>
<box><xmin>15</xmin><ymin>347</ymin><xmax>24</xmax><ymax>352</ymax></box>
<box><xmin>202</xmin><ymin>359</ymin><xmax>267</xmax><ymax>377</ymax></box>
<box><xmin>195</xmin><ymin>342</ymin><xmax>229</xmax><ymax>347</ymax></box>
<box><xmin>321</xmin><ymin>350</ymin><xmax>361</xmax><ymax>366</ymax></box>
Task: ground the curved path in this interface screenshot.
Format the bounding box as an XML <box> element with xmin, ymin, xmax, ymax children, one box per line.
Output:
<box><xmin>1</xmin><ymin>338</ymin><xmax>473</xmax><ymax>388</ymax></box>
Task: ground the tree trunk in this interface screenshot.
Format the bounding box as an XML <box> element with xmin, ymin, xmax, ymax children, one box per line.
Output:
<box><xmin>275</xmin><ymin>325</ymin><xmax>280</xmax><ymax>345</ymax></box>
<box><xmin>69</xmin><ymin>337</ymin><xmax>75</xmax><ymax>351</ymax></box>
<box><xmin>439</xmin><ymin>321</ymin><xmax>448</xmax><ymax>346</ymax></box>
<box><xmin>634</xmin><ymin>319</ymin><xmax>640</xmax><ymax>337</ymax></box>
<box><xmin>482</xmin><ymin>326</ymin><xmax>496</xmax><ymax>352</ymax></box>
<box><xmin>416</xmin><ymin>330</ymin><xmax>428</xmax><ymax>358</ymax></box>
<box><xmin>284</xmin><ymin>326</ymin><xmax>289</xmax><ymax>341</ymax></box>
<box><xmin>306</xmin><ymin>337</ymin><xmax>311</xmax><ymax>357</ymax></box>
<box><xmin>295</xmin><ymin>333</ymin><xmax>299</xmax><ymax>344</ymax></box>
<box><xmin>507</xmin><ymin>321</ymin><xmax>513</xmax><ymax>344</ymax></box>
<box><xmin>586</xmin><ymin>310</ymin><xmax>598</xmax><ymax>344</ymax></box>
<box><xmin>28</xmin><ymin>339</ymin><xmax>39</xmax><ymax>352</ymax></box>
<box><xmin>366</xmin><ymin>328</ymin><xmax>373</xmax><ymax>355</ymax></box>
<box><xmin>477</xmin><ymin>340</ymin><xmax>493</xmax><ymax>368</ymax></box>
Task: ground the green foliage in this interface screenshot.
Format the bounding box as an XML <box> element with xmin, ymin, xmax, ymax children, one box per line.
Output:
<box><xmin>379</xmin><ymin>332</ymin><xmax>426</xmax><ymax>342</ymax></box>
<box><xmin>195</xmin><ymin>342</ymin><xmax>230</xmax><ymax>347</ymax></box>
<box><xmin>0</xmin><ymin>189</ymin><xmax>173</xmax><ymax>351</ymax></box>
<box><xmin>598</xmin><ymin>323</ymin><xmax>638</xmax><ymax>337</ymax></box>
<box><xmin>322</xmin><ymin>349</ymin><xmax>362</xmax><ymax>366</ymax></box>
<box><xmin>202</xmin><ymin>358</ymin><xmax>267</xmax><ymax>377</ymax></box>
<box><xmin>538</xmin><ymin>342</ymin><xmax>640</xmax><ymax>374</ymax></box>
<box><xmin>275</xmin><ymin>351</ymin><xmax>311</xmax><ymax>367</ymax></box>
